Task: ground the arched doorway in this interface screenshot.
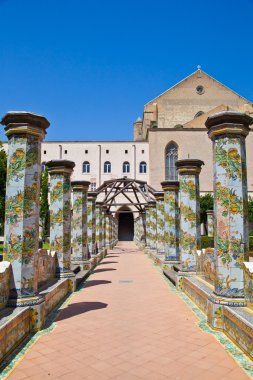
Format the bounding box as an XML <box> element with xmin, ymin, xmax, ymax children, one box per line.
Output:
<box><xmin>117</xmin><ymin>207</ymin><xmax>134</xmax><ymax>241</ymax></box>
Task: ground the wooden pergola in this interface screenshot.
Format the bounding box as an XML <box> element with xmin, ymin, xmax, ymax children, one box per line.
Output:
<box><xmin>95</xmin><ymin>178</ymin><xmax>156</xmax><ymax>213</ymax></box>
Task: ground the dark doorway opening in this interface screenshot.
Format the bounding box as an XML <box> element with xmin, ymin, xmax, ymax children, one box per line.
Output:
<box><xmin>118</xmin><ymin>212</ymin><xmax>134</xmax><ymax>241</ymax></box>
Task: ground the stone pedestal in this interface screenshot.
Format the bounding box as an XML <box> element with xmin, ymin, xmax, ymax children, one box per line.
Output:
<box><xmin>205</xmin><ymin>112</ymin><xmax>253</xmax><ymax>321</ymax></box>
<box><xmin>46</xmin><ymin>160</ymin><xmax>76</xmax><ymax>290</ymax></box>
<box><xmin>161</xmin><ymin>181</ymin><xmax>180</xmax><ymax>268</ymax></box>
<box><xmin>87</xmin><ymin>192</ymin><xmax>97</xmax><ymax>257</ymax></box>
<box><xmin>176</xmin><ymin>159</ymin><xmax>204</xmax><ymax>272</ymax></box>
<box><xmin>71</xmin><ymin>181</ymin><xmax>90</xmax><ymax>270</ymax></box>
<box><xmin>154</xmin><ymin>192</ymin><xmax>165</xmax><ymax>254</ymax></box>
<box><xmin>1</xmin><ymin>112</ymin><xmax>49</xmax><ymax>319</ymax></box>
<box><xmin>207</xmin><ymin>210</ymin><xmax>214</xmax><ymax>238</ymax></box>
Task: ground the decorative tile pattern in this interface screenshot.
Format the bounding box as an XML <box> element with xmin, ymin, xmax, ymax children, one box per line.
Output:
<box><xmin>49</xmin><ymin>173</ymin><xmax>72</xmax><ymax>274</ymax></box>
<box><xmin>4</xmin><ymin>133</ymin><xmax>42</xmax><ymax>299</ymax></box>
<box><xmin>163</xmin><ymin>187</ymin><xmax>179</xmax><ymax>261</ymax></box>
<box><xmin>87</xmin><ymin>195</ymin><xmax>96</xmax><ymax>256</ymax></box>
<box><xmin>155</xmin><ymin>195</ymin><xmax>165</xmax><ymax>254</ymax></box>
<box><xmin>213</xmin><ymin>136</ymin><xmax>248</xmax><ymax>297</ymax></box>
<box><xmin>179</xmin><ymin>175</ymin><xmax>200</xmax><ymax>271</ymax></box>
<box><xmin>71</xmin><ymin>185</ymin><xmax>89</xmax><ymax>262</ymax></box>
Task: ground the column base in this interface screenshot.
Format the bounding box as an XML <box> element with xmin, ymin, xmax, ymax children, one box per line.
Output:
<box><xmin>207</xmin><ymin>293</ymin><xmax>246</xmax><ymax>330</ymax></box>
<box><xmin>163</xmin><ymin>260</ymin><xmax>181</xmax><ymax>270</ymax></box>
<box><xmin>175</xmin><ymin>270</ymin><xmax>196</xmax><ymax>290</ymax></box>
<box><xmin>72</xmin><ymin>260</ymin><xmax>91</xmax><ymax>271</ymax></box>
<box><xmin>56</xmin><ymin>271</ymin><xmax>76</xmax><ymax>292</ymax></box>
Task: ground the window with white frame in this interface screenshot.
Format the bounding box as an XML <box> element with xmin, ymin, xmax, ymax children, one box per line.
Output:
<box><xmin>139</xmin><ymin>161</ymin><xmax>147</xmax><ymax>174</ymax></box>
<box><xmin>82</xmin><ymin>161</ymin><xmax>90</xmax><ymax>173</ymax></box>
<box><xmin>104</xmin><ymin>161</ymin><xmax>111</xmax><ymax>173</ymax></box>
<box><xmin>123</xmin><ymin>161</ymin><xmax>130</xmax><ymax>173</ymax></box>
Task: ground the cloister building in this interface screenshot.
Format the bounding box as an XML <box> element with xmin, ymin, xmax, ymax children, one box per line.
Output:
<box><xmin>3</xmin><ymin>68</ymin><xmax>253</xmax><ymax>195</ymax></box>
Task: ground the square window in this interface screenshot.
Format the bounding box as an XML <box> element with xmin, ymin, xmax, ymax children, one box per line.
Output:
<box><xmin>85</xmin><ymin>150</ymin><xmax>88</xmax><ymax>154</ymax></box>
<box><xmin>64</xmin><ymin>150</ymin><xmax>67</xmax><ymax>154</ymax></box>
<box><xmin>43</xmin><ymin>150</ymin><xmax>46</xmax><ymax>154</ymax></box>
<box><xmin>125</xmin><ymin>150</ymin><xmax>128</xmax><ymax>154</ymax></box>
<box><xmin>142</xmin><ymin>150</ymin><xmax>144</xmax><ymax>154</ymax></box>
<box><xmin>106</xmin><ymin>150</ymin><xmax>109</xmax><ymax>154</ymax></box>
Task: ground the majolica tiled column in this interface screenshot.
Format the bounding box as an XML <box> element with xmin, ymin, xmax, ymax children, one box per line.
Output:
<box><xmin>176</xmin><ymin>159</ymin><xmax>204</xmax><ymax>272</ymax></box>
<box><xmin>161</xmin><ymin>181</ymin><xmax>180</xmax><ymax>264</ymax></box>
<box><xmin>105</xmin><ymin>212</ymin><xmax>111</xmax><ymax>249</ymax></box>
<box><xmin>149</xmin><ymin>201</ymin><xmax>157</xmax><ymax>250</ymax></box>
<box><xmin>95</xmin><ymin>202</ymin><xmax>103</xmax><ymax>254</ymax></box>
<box><xmin>206</xmin><ymin>112</ymin><xmax>253</xmax><ymax>312</ymax></box>
<box><xmin>1</xmin><ymin>112</ymin><xmax>49</xmax><ymax>312</ymax></box>
<box><xmin>47</xmin><ymin>160</ymin><xmax>75</xmax><ymax>284</ymax></box>
<box><xmin>87</xmin><ymin>192</ymin><xmax>97</xmax><ymax>257</ymax></box>
<box><xmin>154</xmin><ymin>192</ymin><xmax>165</xmax><ymax>254</ymax></box>
<box><xmin>145</xmin><ymin>204</ymin><xmax>151</xmax><ymax>248</ymax></box>
<box><xmin>206</xmin><ymin>210</ymin><xmax>214</xmax><ymax>238</ymax></box>
<box><xmin>71</xmin><ymin>181</ymin><xmax>90</xmax><ymax>269</ymax></box>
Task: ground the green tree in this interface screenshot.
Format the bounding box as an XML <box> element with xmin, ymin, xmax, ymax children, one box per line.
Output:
<box><xmin>40</xmin><ymin>167</ymin><xmax>49</xmax><ymax>241</ymax></box>
<box><xmin>200</xmin><ymin>193</ymin><xmax>214</xmax><ymax>224</ymax></box>
<box><xmin>0</xmin><ymin>142</ymin><xmax>7</xmax><ymax>235</ymax></box>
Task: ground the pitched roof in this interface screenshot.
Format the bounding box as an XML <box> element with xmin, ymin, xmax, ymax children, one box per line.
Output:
<box><xmin>145</xmin><ymin>69</ymin><xmax>252</xmax><ymax>106</ymax></box>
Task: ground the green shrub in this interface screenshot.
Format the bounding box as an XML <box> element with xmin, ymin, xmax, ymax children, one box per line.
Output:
<box><xmin>201</xmin><ymin>236</ymin><xmax>213</xmax><ymax>249</ymax></box>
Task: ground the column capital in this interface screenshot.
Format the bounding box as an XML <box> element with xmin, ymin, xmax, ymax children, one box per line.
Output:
<box><xmin>87</xmin><ymin>191</ymin><xmax>97</xmax><ymax>200</ymax></box>
<box><xmin>1</xmin><ymin>111</ymin><xmax>50</xmax><ymax>140</ymax></box>
<box><xmin>46</xmin><ymin>160</ymin><xmax>75</xmax><ymax>175</ymax></box>
<box><xmin>154</xmin><ymin>191</ymin><xmax>164</xmax><ymax>201</ymax></box>
<box><xmin>161</xmin><ymin>181</ymin><xmax>179</xmax><ymax>191</ymax></box>
<box><xmin>205</xmin><ymin>111</ymin><xmax>253</xmax><ymax>140</ymax></box>
<box><xmin>176</xmin><ymin>159</ymin><xmax>204</xmax><ymax>175</ymax></box>
<box><xmin>71</xmin><ymin>180</ymin><xmax>90</xmax><ymax>192</ymax></box>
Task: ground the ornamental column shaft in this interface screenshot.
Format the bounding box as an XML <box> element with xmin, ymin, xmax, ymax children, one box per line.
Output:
<box><xmin>176</xmin><ymin>159</ymin><xmax>204</xmax><ymax>272</ymax></box>
<box><xmin>149</xmin><ymin>202</ymin><xmax>157</xmax><ymax>250</ymax></box>
<box><xmin>46</xmin><ymin>160</ymin><xmax>75</xmax><ymax>279</ymax></box>
<box><xmin>1</xmin><ymin>111</ymin><xmax>49</xmax><ymax>306</ymax></box>
<box><xmin>71</xmin><ymin>181</ymin><xmax>90</xmax><ymax>269</ymax></box>
<box><xmin>154</xmin><ymin>192</ymin><xmax>165</xmax><ymax>254</ymax></box>
<box><xmin>206</xmin><ymin>111</ymin><xmax>253</xmax><ymax>303</ymax></box>
<box><xmin>207</xmin><ymin>210</ymin><xmax>214</xmax><ymax>238</ymax></box>
<box><xmin>145</xmin><ymin>205</ymin><xmax>151</xmax><ymax>248</ymax></box>
<box><xmin>87</xmin><ymin>192</ymin><xmax>97</xmax><ymax>257</ymax></box>
<box><xmin>96</xmin><ymin>203</ymin><xmax>103</xmax><ymax>254</ymax></box>
<box><xmin>105</xmin><ymin>212</ymin><xmax>111</xmax><ymax>249</ymax></box>
<box><xmin>161</xmin><ymin>181</ymin><xmax>180</xmax><ymax>262</ymax></box>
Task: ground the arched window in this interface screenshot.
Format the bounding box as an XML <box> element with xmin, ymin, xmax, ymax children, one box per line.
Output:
<box><xmin>139</xmin><ymin>161</ymin><xmax>147</xmax><ymax>174</ymax></box>
<box><xmin>123</xmin><ymin>161</ymin><xmax>130</xmax><ymax>173</ymax></box>
<box><xmin>82</xmin><ymin>161</ymin><xmax>90</xmax><ymax>173</ymax></box>
<box><xmin>165</xmin><ymin>142</ymin><xmax>178</xmax><ymax>180</ymax></box>
<box><xmin>104</xmin><ymin>161</ymin><xmax>111</xmax><ymax>173</ymax></box>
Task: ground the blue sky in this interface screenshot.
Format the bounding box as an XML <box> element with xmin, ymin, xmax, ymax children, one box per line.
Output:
<box><xmin>0</xmin><ymin>0</ymin><xmax>253</xmax><ymax>141</ymax></box>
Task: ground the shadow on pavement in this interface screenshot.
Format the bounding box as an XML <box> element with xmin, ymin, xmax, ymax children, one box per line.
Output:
<box><xmin>56</xmin><ymin>301</ymin><xmax>108</xmax><ymax>321</ymax></box>
<box><xmin>84</xmin><ymin>280</ymin><xmax>112</xmax><ymax>288</ymax></box>
<box><xmin>93</xmin><ymin>268</ymin><xmax>117</xmax><ymax>273</ymax></box>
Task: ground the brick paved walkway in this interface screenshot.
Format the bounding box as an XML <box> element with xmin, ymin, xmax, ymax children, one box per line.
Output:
<box><xmin>8</xmin><ymin>242</ymin><xmax>249</xmax><ymax>379</ymax></box>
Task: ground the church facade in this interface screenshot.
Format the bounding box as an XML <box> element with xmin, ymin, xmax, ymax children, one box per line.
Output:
<box><xmin>4</xmin><ymin>69</ymin><xmax>253</xmax><ymax>194</ymax></box>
